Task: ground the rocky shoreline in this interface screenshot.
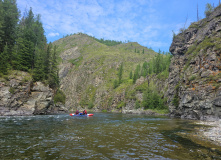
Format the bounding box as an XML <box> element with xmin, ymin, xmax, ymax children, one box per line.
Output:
<box><xmin>196</xmin><ymin>120</ymin><xmax>221</xmax><ymax>146</ymax></box>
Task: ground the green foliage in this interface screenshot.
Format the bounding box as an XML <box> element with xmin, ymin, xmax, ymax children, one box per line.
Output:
<box><xmin>157</xmin><ymin>69</ymin><xmax>169</xmax><ymax>80</ymax></box>
<box><xmin>0</xmin><ymin>3</ymin><xmax>60</xmax><ymax>90</ymax></box>
<box><xmin>108</xmin><ymin>97</ymin><xmax>113</xmax><ymax>106</ymax></box>
<box><xmin>117</xmin><ymin>101</ymin><xmax>126</xmax><ymax>109</ymax></box>
<box><xmin>172</xmin><ymin>84</ymin><xmax>180</xmax><ymax>108</ymax></box>
<box><xmin>113</xmin><ymin>63</ymin><xmax>123</xmax><ymax>88</ymax></box>
<box><xmin>142</xmin><ymin>87</ymin><xmax>167</xmax><ymax>110</ymax></box>
<box><xmin>102</xmin><ymin>109</ymin><xmax>107</xmax><ymax>112</ymax></box>
<box><xmin>185</xmin><ymin>37</ymin><xmax>216</xmax><ymax>71</ymax></box>
<box><xmin>88</xmin><ymin>101</ymin><xmax>94</xmax><ymax>109</ymax></box>
<box><xmin>135</xmin><ymin>100</ymin><xmax>141</xmax><ymax>109</ymax></box>
<box><xmin>48</xmin><ymin>45</ymin><xmax>59</xmax><ymax>89</ymax></box>
<box><xmin>205</xmin><ymin>3</ymin><xmax>214</xmax><ymax>18</ymax></box>
<box><xmin>118</xmin><ymin>63</ymin><xmax>123</xmax><ymax>84</ymax></box>
<box><xmin>131</xmin><ymin>51</ymin><xmax>171</xmax><ymax>84</ymax></box>
<box><xmin>0</xmin><ymin>0</ymin><xmax>19</xmax><ymax>55</ymax></box>
<box><xmin>54</xmin><ymin>90</ymin><xmax>66</xmax><ymax>104</ymax></box>
<box><xmin>186</xmin><ymin>42</ymin><xmax>197</xmax><ymax>55</ymax></box>
<box><xmin>129</xmin><ymin>71</ymin><xmax>133</xmax><ymax>79</ymax></box>
<box><xmin>189</xmin><ymin>75</ymin><xmax>196</xmax><ymax>81</ymax></box>
<box><xmin>93</xmin><ymin>37</ymin><xmax>123</xmax><ymax>46</ymax></box>
<box><xmin>9</xmin><ymin>87</ymin><xmax>15</xmax><ymax>94</ymax></box>
<box><xmin>69</xmin><ymin>56</ymin><xmax>83</xmax><ymax>67</ymax></box>
<box><xmin>133</xmin><ymin>64</ymin><xmax>141</xmax><ymax>83</ymax></box>
<box><xmin>125</xmin><ymin>89</ymin><xmax>136</xmax><ymax>100</ymax></box>
<box><xmin>79</xmin><ymin>85</ymin><xmax>97</xmax><ymax>107</ymax></box>
<box><xmin>135</xmin><ymin>81</ymin><xmax>149</xmax><ymax>92</ymax></box>
<box><xmin>113</xmin><ymin>79</ymin><xmax>119</xmax><ymax>89</ymax></box>
<box><xmin>0</xmin><ymin>45</ymin><xmax>9</xmax><ymax>74</ymax></box>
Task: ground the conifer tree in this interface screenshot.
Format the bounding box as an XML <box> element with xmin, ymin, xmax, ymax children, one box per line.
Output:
<box><xmin>0</xmin><ymin>45</ymin><xmax>9</xmax><ymax>74</ymax></box>
<box><xmin>129</xmin><ymin>71</ymin><xmax>133</xmax><ymax>79</ymax></box>
<box><xmin>33</xmin><ymin>51</ymin><xmax>45</xmax><ymax>81</ymax></box>
<box><xmin>0</xmin><ymin>0</ymin><xmax>19</xmax><ymax>56</ymax></box>
<box><xmin>205</xmin><ymin>3</ymin><xmax>214</xmax><ymax>18</ymax></box>
<box><xmin>118</xmin><ymin>63</ymin><xmax>123</xmax><ymax>84</ymax></box>
<box><xmin>44</xmin><ymin>42</ymin><xmax>52</xmax><ymax>79</ymax></box>
<box><xmin>0</xmin><ymin>1</ymin><xmax>3</xmax><ymax>47</ymax></box>
<box><xmin>48</xmin><ymin>45</ymin><xmax>59</xmax><ymax>89</ymax></box>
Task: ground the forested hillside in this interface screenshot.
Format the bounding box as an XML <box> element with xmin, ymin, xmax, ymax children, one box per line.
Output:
<box><xmin>0</xmin><ymin>0</ymin><xmax>172</xmax><ymax>114</ymax></box>
<box><xmin>0</xmin><ymin>0</ymin><xmax>59</xmax><ymax>90</ymax></box>
<box><xmin>54</xmin><ymin>33</ymin><xmax>171</xmax><ymax>113</ymax></box>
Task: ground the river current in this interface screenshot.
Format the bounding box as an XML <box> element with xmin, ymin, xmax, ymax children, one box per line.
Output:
<box><xmin>0</xmin><ymin>113</ymin><xmax>221</xmax><ymax>159</ymax></box>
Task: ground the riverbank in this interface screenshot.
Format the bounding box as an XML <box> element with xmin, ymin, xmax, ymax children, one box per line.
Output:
<box><xmin>196</xmin><ymin>120</ymin><xmax>221</xmax><ymax>146</ymax></box>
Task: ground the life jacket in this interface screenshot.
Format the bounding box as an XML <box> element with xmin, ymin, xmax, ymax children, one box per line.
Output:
<box><xmin>75</xmin><ymin>110</ymin><xmax>79</xmax><ymax>115</ymax></box>
<box><xmin>85</xmin><ymin>110</ymin><xmax>87</xmax><ymax>115</ymax></box>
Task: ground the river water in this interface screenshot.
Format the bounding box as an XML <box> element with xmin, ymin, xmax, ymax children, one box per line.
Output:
<box><xmin>0</xmin><ymin>113</ymin><xmax>221</xmax><ymax>160</ymax></box>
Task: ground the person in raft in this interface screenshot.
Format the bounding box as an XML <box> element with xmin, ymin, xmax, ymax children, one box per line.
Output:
<box><xmin>75</xmin><ymin>109</ymin><xmax>79</xmax><ymax>115</ymax></box>
<box><xmin>82</xmin><ymin>109</ymin><xmax>87</xmax><ymax>115</ymax></box>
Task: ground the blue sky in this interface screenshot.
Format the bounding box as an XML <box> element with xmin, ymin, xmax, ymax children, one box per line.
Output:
<box><xmin>17</xmin><ymin>0</ymin><xmax>220</xmax><ymax>52</ymax></box>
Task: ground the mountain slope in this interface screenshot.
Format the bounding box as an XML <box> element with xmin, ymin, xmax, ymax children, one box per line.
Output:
<box><xmin>53</xmin><ymin>33</ymin><xmax>158</xmax><ymax>111</ymax></box>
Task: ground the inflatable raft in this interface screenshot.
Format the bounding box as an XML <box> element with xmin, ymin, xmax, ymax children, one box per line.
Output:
<box><xmin>69</xmin><ymin>113</ymin><xmax>94</xmax><ymax>117</ymax></box>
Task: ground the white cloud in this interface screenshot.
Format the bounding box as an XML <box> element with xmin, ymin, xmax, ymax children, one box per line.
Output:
<box><xmin>16</xmin><ymin>0</ymin><xmax>174</xmax><ymax>51</ymax></box>
<box><xmin>48</xmin><ymin>32</ymin><xmax>59</xmax><ymax>37</ymax></box>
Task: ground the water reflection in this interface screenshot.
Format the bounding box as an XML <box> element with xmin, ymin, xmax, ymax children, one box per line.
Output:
<box><xmin>0</xmin><ymin>113</ymin><xmax>220</xmax><ymax>159</ymax></box>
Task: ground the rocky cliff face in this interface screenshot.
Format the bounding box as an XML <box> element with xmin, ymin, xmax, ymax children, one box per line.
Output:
<box><xmin>168</xmin><ymin>5</ymin><xmax>221</xmax><ymax>120</ymax></box>
<box><xmin>0</xmin><ymin>71</ymin><xmax>67</xmax><ymax>116</ymax></box>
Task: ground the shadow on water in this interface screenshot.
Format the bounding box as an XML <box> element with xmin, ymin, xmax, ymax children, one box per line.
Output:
<box><xmin>161</xmin><ymin>122</ymin><xmax>221</xmax><ymax>160</ymax></box>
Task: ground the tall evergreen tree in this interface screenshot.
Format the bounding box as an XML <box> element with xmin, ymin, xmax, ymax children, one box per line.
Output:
<box><xmin>129</xmin><ymin>71</ymin><xmax>133</xmax><ymax>79</ymax></box>
<box><xmin>16</xmin><ymin>7</ymin><xmax>46</xmax><ymax>71</ymax></box>
<box><xmin>48</xmin><ymin>45</ymin><xmax>59</xmax><ymax>89</ymax></box>
<box><xmin>44</xmin><ymin>42</ymin><xmax>52</xmax><ymax>79</ymax></box>
<box><xmin>118</xmin><ymin>63</ymin><xmax>123</xmax><ymax>84</ymax></box>
<box><xmin>0</xmin><ymin>1</ymin><xmax>4</xmax><ymax>47</ymax></box>
<box><xmin>33</xmin><ymin>50</ymin><xmax>45</xmax><ymax>81</ymax></box>
<box><xmin>0</xmin><ymin>0</ymin><xmax>19</xmax><ymax>56</ymax></box>
<box><xmin>0</xmin><ymin>44</ymin><xmax>9</xmax><ymax>74</ymax></box>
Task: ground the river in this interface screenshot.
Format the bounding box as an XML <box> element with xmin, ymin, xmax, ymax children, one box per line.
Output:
<box><xmin>0</xmin><ymin>113</ymin><xmax>221</xmax><ymax>159</ymax></box>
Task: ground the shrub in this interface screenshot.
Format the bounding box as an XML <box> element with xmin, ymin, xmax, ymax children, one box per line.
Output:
<box><xmin>135</xmin><ymin>100</ymin><xmax>141</xmax><ymax>109</ymax></box>
<box><xmin>205</xmin><ymin>3</ymin><xmax>214</xmax><ymax>18</ymax></box>
<box><xmin>172</xmin><ymin>84</ymin><xmax>180</xmax><ymax>108</ymax></box>
<box><xmin>117</xmin><ymin>101</ymin><xmax>126</xmax><ymax>109</ymax></box>
<box><xmin>88</xmin><ymin>101</ymin><xmax>94</xmax><ymax>109</ymax></box>
<box><xmin>54</xmin><ymin>90</ymin><xmax>66</xmax><ymax>104</ymax></box>
<box><xmin>189</xmin><ymin>75</ymin><xmax>196</xmax><ymax>81</ymax></box>
<box><xmin>113</xmin><ymin>79</ymin><xmax>119</xmax><ymax>89</ymax></box>
<box><xmin>9</xmin><ymin>87</ymin><xmax>15</xmax><ymax>94</ymax></box>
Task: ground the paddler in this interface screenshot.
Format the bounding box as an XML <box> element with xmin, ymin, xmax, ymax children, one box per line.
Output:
<box><xmin>82</xmin><ymin>109</ymin><xmax>87</xmax><ymax>115</ymax></box>
<box><xmin>75</xmin><ymin>109</ymin><xmax>79</xmax><ymax>115</ymax></box>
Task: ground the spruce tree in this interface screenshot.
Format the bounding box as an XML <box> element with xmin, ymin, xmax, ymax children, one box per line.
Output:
<box><xmin>0</xmin><ymin>45</ymin><xmax>9</xmax><ymax>74</ymax></box>
<box><xmin>0</xmin><ymin>1</ymin><xmax>3</xmax><ymax>47</ymax></box>
<box><xmin>44</xmin><ymin>42</ymin><xmax>52</xmax><ymax>79</ymax></box>
<box><xmin>48</xmin><ymin>45</ymin><xmax>59</xmax><ymax>89</ymax></box>
<box><xmin>118</xmin><ymin>63</ymin><xmax>123</xmax><ymax>84</ymax></box>
<box><xmin>129</xmin><ymin>71</ymin><xmax>133</xmax><ymax>79</ymax></box>
<box><xmin>1</xmin><ymin>0</ymin><xmax>19</xmax><ymax>57</ymax></box>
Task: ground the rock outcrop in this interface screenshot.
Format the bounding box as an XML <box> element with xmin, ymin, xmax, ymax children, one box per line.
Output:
<box><xmin>0</xmin><ymin>71</ymin><xmax>67</xmax><ymax>116</ymax></box>
<box><xmin>167</xmin><ymin>5</ymin><xmax>221</xmax><ymax>120</ymax></box>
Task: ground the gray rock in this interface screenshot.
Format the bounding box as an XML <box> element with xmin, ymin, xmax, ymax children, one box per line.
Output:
<box><xmin>0</xmin><ymin>71</ymin><xmax>67</xmax><ymax>116</ymax></box>
<box><xmin>201</xmin><ymin>70</ymin><xmax>212</xmax><ymax>78</ymax></box>
<box><xmin>213</xmin><ymin>97</ymin><xmax>221</xmax><ymax>107</ymax></box>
